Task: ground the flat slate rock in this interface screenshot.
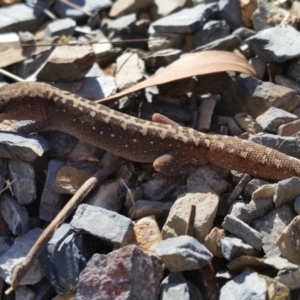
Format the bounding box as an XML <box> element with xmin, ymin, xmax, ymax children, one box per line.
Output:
<box><xmin>246</xmin><ymin>25</ymin><xmax>300</xmax><ymax>62</ymax></box>
<box><xmin>151</xmin><ymin>3</ymin><xmax>218</xmax><ymax>34</ymax></box>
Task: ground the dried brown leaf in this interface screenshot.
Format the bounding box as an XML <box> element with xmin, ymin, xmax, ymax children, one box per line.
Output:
<box><xmin>97</xmin><ymin>50</ymin><xmax>256</xmax><ymax>104</ymax></box>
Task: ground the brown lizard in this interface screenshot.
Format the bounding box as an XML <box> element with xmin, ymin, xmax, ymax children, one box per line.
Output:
<box><xmin>0</xmin><ymin>81</ymin><xmax>300</xmax><ymax>181</ymax></box>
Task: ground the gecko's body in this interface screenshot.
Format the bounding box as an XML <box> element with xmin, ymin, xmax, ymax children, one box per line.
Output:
<box><xmin>0</xmin><ymin>82</ymin><xmax>299</xmax><ymax>180</ymax></box>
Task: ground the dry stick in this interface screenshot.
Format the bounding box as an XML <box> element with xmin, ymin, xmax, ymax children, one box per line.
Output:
<box><xmin>58</xmin><ymin>0</ymin><xmax>93</xmax><ymax>17</ymax></box>
<box><xmin>6</xmin><ymin>158</ymin><xmax>128</xmax><ymax>294</ymax></box>
<box><xmin>185</xmin><ymin>205</ymin><xmax>196</xmax><ymax>237</ymax></box>
<box><xmin>0</xmin><ymin>69</ymin><xmax>25</xmax><ymax>83</ymax></box>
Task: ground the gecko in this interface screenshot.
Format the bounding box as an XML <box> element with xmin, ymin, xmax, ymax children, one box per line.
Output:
<box><xmin>0</xmin><ymin>81</ymin><xmax>300</xmax><ymax>181</ymax></box>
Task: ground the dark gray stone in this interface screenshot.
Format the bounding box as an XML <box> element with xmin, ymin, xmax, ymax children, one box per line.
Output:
<box><xmin>71</xmin><ymin>204</ymin><xmax>134</xmax><ymax>246</ymax></box>
<box><xmin>39</xmin><ymin>160</ymin><xmax>65</xmax><ymax>222</ymax></box>
<box><xmin>274</xmin><ymin>177</ymin><xmax>300</xmax><ymax>207</ymax></box>
<box><xmin>236</xmin><ymin>199</ymin><xmax>274</xmax><ymax>224</ymax></box>
<box><xmin>222</xmin><ymin>214</ymin><xmax>262</xmax><ymax>251</ymax></box>
<box><xmin>252</xmin><ymin>204</ymin><xmax>296</xmax><ymax>256</ymax></box>
<box><xmin>221</xmin><ymin>236</ymin><xmax>259</xmax><ymax>261</ymax></box>
<box><xmin>0</xmin><ymin>131</ymin><xmax>49</xmax><ymax>162</ymax></box>
<box><xmin>143</xmin><ymin>49</ymin><xmax>183</xmax><ymax>68</ymax></box>
<box><xmin>77</xmin><ymin>245</ymin><xmax>162</xmax><ymax>300</ymax></box>
<box><xmin>15</xmin><ymin>286</ymin><xmax>35</xmax><ymax>300</ymax></box>
<box><xmin>218</xmin><ymin>0</ymin><xmax>244</xmax><ymax>30</ymax></box>
<box><xmin>232</xmin><ymin>27</ymin><xmax>256</xmax><ymax>39</ymax></box>
<box><xmin>0</xmin><ymin>227</ymin><xmax>43</xmax><ymax>285</ymax></box>
<box><xmin>249</xmin><ymin>134</ymin><xmax>299</xmax><ymax>158</ymax></box>
<box><xmin>0</xmin><ymin>194</ymin><xmax>29</xmax><ymax>235</ymax></box>
<box><xmin>193</xmin><ymin>20</ymin><xmax>230</xmax><ymax>48</ymax></box>
<box><xmin>31</xmin><ymin>278</ymin><xmax>56</xmax><ymax>300</ymax></box>
<box><xmin>244</xmin><ymin>179</ymin><xmax>270</xmax><ymax>200</ymax></box>
<box><xmin>220</xmin><ymin>270</ymin><xmax>267</xmax><ymax>300</ymax></box>
<box><xmin>295</xmin><ymin>196</ymin><xmax>300</xmax><ymax>214</ymax></box>
<box><xmin>0</xmin><ymin>0</ymin><xmax>50</xmax><ymax>33</ymax></box>
<box><xmin>151</xmin><ymin>3</ymin><xmax>218</xmax><ymax>34</ymax></box>
<box><xmin>0</xmin><ymin>236</ymin><xmax>14</xmax><ymax>257</ymax></box>
<box><xmin>193</xmin><ymin>35</ymin><xmax>242</xmax><ymax>52</ymax></box>
<box><xmin>107</xmin><ymin>13</ymin><xmax>136</xmax><ymax>34</ymax></box>
<box><xmin>246</xmin><ymin>25</ymin><xmax>300</xmax><ymax>62</ymax></box>
<box><xmin>0</xmin><ymin>159</ymin><xmax>6</xmax><ymax>193</ymax></box>
<box><xmin>256</xmin><ymin>107</ymin><xmax>298</xmax><ymax>133</ymax></box>
<box><xmin>275</xmin><ymin>74</ymin><xmax>300</xmax><ymax>94</ymax></box>
<box><xmin>39</xmin><ymin>223</ymin><xmax>98</xmax><ymax>294</ymax></box>
<box><xmin>156</xmin><ymin>235</ymin><xmax>212</xmax><ymax>272</ymax></box>
<box><xmin>8</xmin><ymin>160</ymin><xmax>36</xmax><ymax>205</ymax></box>
<box><xmin>159</xmin><ymin>272</ymin><xmax>194</xmax><ymax>300</ymax></box>
<box><xmin>44</xmin><ymin>18</ymin><xmax>76</xmax><ymax>38</ymax></box>
<box><xmin>54</xmin><ymin>0</ymin><xmax>112</xmax><ymax>20</ymax></box>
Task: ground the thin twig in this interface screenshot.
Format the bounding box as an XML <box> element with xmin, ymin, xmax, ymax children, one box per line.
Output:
<box><xmin>6</xmin><ymin>158</ymin><xmax>128</xmax><ymax>294</ymax></box>
<box><xmin>0</xmin><ymin>69</ymin><xmax>25</xmax><ymax>83</ymax></box>
<box><xmin>185</xmin><ymin>205</ymin><xmax>196</xmax><ymax>237</ymax></box>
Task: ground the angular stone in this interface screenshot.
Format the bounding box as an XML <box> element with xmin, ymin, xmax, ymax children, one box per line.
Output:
<box><xmin>148</xmin><ymin>32</ymin><xmax>184</xmax><ymax>52</ymax></box>
<box><xmin>232</xmin><ymin>27</ymin><xmax>256</xmax><ymax>39</ymax></box>
<box><xmin>130</xmin><ymin>215</ymin><xmax>162</xmax><ymax>255</ymax></box>
<box><xmin>249</xmin><ymin>134</ymin><xmax>299</xmax><ymax>158</ymax></box>
<box><xmin>235</xmin><ymin>198</ymin><xmax>274</xmax><ymax>224</ymax></box>
<box><xmin>234</xmin><ymin>113</ymin><xmax>263</xmax><ymax>134</ymax></box>
<box><xmin>71</xmin><ymin>204</ymin><xmax>134</xmax><ymax>246</ymax></box>
<box><xmin>129</xmin><ymin>200</ymin><xmax>174</xmax><ymax>220</ymax></box>
<box><xmin>0</xmin><ymin>194</ymin><xmax>29</xmax><ymax>235</ymax></box>
<box><xmin>151</xmin><ymin>0</ymin><xmax>188</xmax><ymax>18</ymax></box>
<box><xmin>274</xmin><ymin>177</ymin><xmax>300</xmax><ymax>207</ymax></box>
<box><xmin>110</xmin><ymin>0</ymin><xmax>153</xmax><ymax>18</ymax></box>
<box><xmin>251</xmin><ymin>183</ymin><xmax>276</xmax><ymax>201</ymax></box>
<box><xmin>218</xmin><ymin>0</ymin><xmax>244</xmax><ymax>30</ymax></box>
<box><xmin>295</xmin><ymin>196</ymin><xmax>300</xmax><ymax>214</ymax></box>
<box><xmin>77</xmin><ymin>245</ymin><xmax>162</xmax><ymax>300</ymax></box>
<box><xmin>197</xmin><ymin>96</ymin><xmax>217</xmax><ymax>131</ymax></box>
<box><xmin>278</xmin><ymin>119</ymin><xmax>300</xmax><ymax>136</ymax></box>
<box><xmin>222</xmin><ymin>214</ymin><xmax>262</xmax><ymax>251</ymax></box>
<box><xmin>162</xmin><ymin>191</ymin><xmax>218</xmax><ymax>242</ymax></box>
<box><xmin>151</xmin><ymin>3</ymin><xmax>218</xmax><ymax>34</ymax></box>
<box><xmin>204</xmin><ymin>227</ymin><xmax>226</xmax><ymax>258</ymax></box>
<box><xmin>244</xmin><ymin>178</ymin><xmax>270</xmax><ymax>200</ymax></box>
<box><xmin>8</xmin><ymin>160</ymin><xmax>36</xmax><ymax>205</ymax></box>
<box><xmin>252</xmin><ymin>204</ymin><xmax>296</xmax><ymax>256</ymax></box>
<box><xmin>115</xmin><ymin>52</ymin><xmax>145</xmax><ymax>90</ymax></box>
<box><xmin>0</xmin><ymin>227</ymin><xmax>43</xmax><ymax>284</ymax></box>
<box><xmin>0</xmin><ymin>0</ymin><xmax>50</xmax><ymax>33</ymax></box>
<box><xmin>260</xmin><ymin>275</ymin><xmax>290</xmax><ymax>300</ymax></box>
<box><xmin>39</xmin><ymin>223</ymin><xmax>97</xmax><ymax>294</ymax></box>
<box><xmin>39</xmin><ymin>160</ymin><xmax>65</xmax><ymax>222</ymax></box>
<box><xmin>275</xmin><ymin>74</ymin><xmax>300</xmax><ymax>95</ymax></box>
<box><xmin>0</xmin><ymin>236</ymin><xmax>13</xmax><ymax>257</ymax></box>
<box><xmin>246</xmin><ymin>25</ymin><xmax>300</xmax><ymax>62</ymax></box>
<box><xmin>220</xmin><ymin>270</ymin><xmax>267</xmax><ymax>300</ymax></box>
<box><xmin>156</xmin><ymin>235</ymin><xmax>212</xmax><ymax>272</ymax></box>
<box><xmin>221</xmin><ymin>236</ymin><xmax>259</xmax><ymax>261</ymax></box>
<box><xmin>143</xmin><ymin>49</ymin><xmax>182</xmax><ymax>68</ymax></box>
<box><xmin>0</xmin><ymin>132</ymin><xmax>49</xmax><ymax>161</ymax></box>
<box><xmin>277</xmin><ymin>215</ymin><xmax>300</xmax><ymax>265</ymax></box>
<box><xmin>37</xmin><ymin>45</ymin><xmax>96</xmax><ymax>82</ymax></box>
<box><xmin>193</xmin><ymin>20</ymin><xmax>230</xmax><ymax>48</ymax></box>
<box><xmin>44</xmin><ymin>18</ymin><xmax>76</xmax><ymax>38</ymax></box>
<box><xmin>256</xmin><ymin>107</ymin><xmax>298</xmax><ymax>133</ymax></box>
<box><xmin>15</xmin><ymin>285</ymin><xmax>35</xmax><ymax>300</ymax></box>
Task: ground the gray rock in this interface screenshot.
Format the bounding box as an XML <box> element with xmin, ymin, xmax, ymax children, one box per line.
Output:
<box><xmin>110</xmin><ymin>0</ymin><xmax>153</xmax><ymax>18</ymax></box>
<box><xmin>0</xmin><ymin>236</ymin><xmax>13</xmax><ymax>257</ymax></box>
<box><xmin>0</xmin><ymin>132</ymin><xmax>49</xmax><ymax>162</ymax></box>
<box><xmin>0</xmin><ymin>159</ymin><xmax>6</xmax><ymax>193</ymax></box>
<box><xmin>274</xmin><ymin>177</ymin><xmax>300</xmax><ymax>207</ymax></box>
<box><xmin>0</xmin><ymin>227</ymin><xmax>43</xmax><ymax>285</ymax></box>
<box><xmin>193</xmin><ymin>20</ymin><xmax>230</xmax><ymax>48</ymax></box>
<box><xmin>15</xmin><ymin>286</ymin><xmax>35</xmax><ymax>300</ymax></box>
<box><xmin>236</xmin><ymin>198</ymin><xmax>274</xmax><ymax>224</ymax></box>
<box><xmin>8</xmin><ymin>160</ymin><xmax>36</xmax><ymax>205</ymax></box>
<box><xmin>156</xmin><ymin>235</ymin><xmax>212</xmax><ymax>272</ymax></box>
<box><xmin>277</xmin><ymin>215</ymin><xmax>300</xmax><ymax>265</ymax></box>
<box><xmin>77</xmin><ymin>245</ymin><xmax>162</xmax><ymax>300</ymax></box>
<box><xmin>115</xmin><ymin>52</ymin><xmax>145</xmax><ymax>90</ymax></box>
<box><xmin>221</xmin><ymin>236</ymin><xmax>259</xmax><ymax>261</ymax></box>
<box><xmin>0</xmin><ymin>194</ymin><xmax>29</xmax><ymax>235</ymax></box>
<box><xmin>39</xmin><ymin>223</ymin><xmax>97</xmax><ymax>294</ymax></box>
<box><xmin>39</xmin><ymin>160</ymin><xmax>65</xmax><ymax>222</ymax></box>
<box><xmin>107</xmin><ymin>13</ymin><xmax>136</xmax><ymax>34</ymax></box>
<box><xmin>54</xmin><ymin>0</ymin><xmax>112</xmax><ymax>20</ymax></box>
<box><xmin>143</xmin><ymin>49</ymin><xmax>183</xmax><ymax>68</ymax></box>
<box><xmin>249</xmin><ymin>57</ymin><xmax>266</xmax><ymax>79</ymax></box>
<box><xmin>294</xmin><ymin>196</ymin><xmax>300</xmax><ymax>214</ymax></box>
<box><xmin>275</xmin><ymin>74</ymin><xmax>300</xmax><ymax>95</ymax></box>
<box><xmin>44</xmin><ymin>18</ymin><xmax>76</xmax><ymax>38</ymax></box>
<box><xmin>218</xmin><ymin>0</ymin><xmax>244</xmax><ymax>30</ymax></box>
<box><xmin>151</xmin><ymin>3</ymin><xmax>218</xmax><ymax>34</ymax></box>
<box><xmin>193</xmin><ymin>35</ymin><xmax>241</xmax><ymax>52</ymax></box>
<box><xmin>220</xmin><ymin>270</ymin><xmax>267</xmax><ymax>300</ymax></box>
<box><xmin>37</xmin><ymin>45</ymin><xmax>96</xmax><ymax>82</ymax></box>
<box><xmin>129</xmin><ymin>200</ymin><xmax>174</xmax><ymax>220</ymax></box>
<box><xmin>159</xmin><ymin>272</ymin><xmax>194</xmax><ymax>300</ymax></box>
<box><xmin>204</xmin><ymin>227</ymin><xmax>226</xmax><ymax>258</ymax></box>
<box><xmin>71</xmin><ymin>204</ymin><xmax>134</xmax><ymax>246</ymax></box>
<box><xmin>148</xmin><ymin>32</ymin><xmax>185</xmax><ymax>52</ymax></box>
<box><xmin>246</xmin><ymin>25</ymin><xmax>300</xmax><ymax>62</ymax></box>
<box><xmin>276</xmin><ymin>268</ymin><xmax>300</xmax><ymax>290</ymax></box>
<box><xmin>252</xmin><ymin>204</ymin><xmax>296</xmax><ymax>256</ymax></box>
<box><xmin>249</xmin><ymin>134</ymin><xmax>299</xmax><ymax>158</ymax></box>
<box><xmin>0</xmin><ymin>0</ymin><xmax>50</xmax><ymax>33</ymax></box>
<box><xmin>244</xmin><ymin>179</ymin><xmax>270</xmax><ymax>200</ymax></box>
<box><xmin>31</xmin><ymin>278</ymin><xmax>56</xmax><ymax>300</ymax></box>
<box><xmin>256</xmin><ymin>107</ymin><xmax>298</xmax><ymax>133</ymax></box>
<box><xmin>232</xmin><ymin>27</ymin><xmax>256</xmax><ymax>39</ymax></box>
<box><xmin>222</xmin><ymin>214</ymin><xmax>262</xmax><ymax>251</ymax></box>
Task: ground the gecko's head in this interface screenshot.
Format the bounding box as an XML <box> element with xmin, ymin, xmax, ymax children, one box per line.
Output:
<box><xmin>0</xmin><ymin>82</ymin><xmax>49</xmax><ymax>121</ymax></box>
